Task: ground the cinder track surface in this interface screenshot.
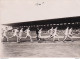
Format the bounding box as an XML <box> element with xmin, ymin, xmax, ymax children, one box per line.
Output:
<box><xmin>0</xmin><ymin>31</ymin><xmax>80</xmax><ymax>57</ymax></box>
<box><xmin>0</xmin><ymin>40</ymin><xmax>80</xmax><ymax>57</ymax></box>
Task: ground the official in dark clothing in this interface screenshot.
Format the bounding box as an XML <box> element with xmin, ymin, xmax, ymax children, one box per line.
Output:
<box><xmin>36</xmin><ymin>27</ymin><xmax>39</xmax><ymax>40</ymax></box>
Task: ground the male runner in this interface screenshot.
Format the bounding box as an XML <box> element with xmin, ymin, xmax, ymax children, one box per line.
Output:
<box><xmin>2</xmin><ymin>27</ymin><xmax>9</xmax><ymax>42</ymax></box>
<box><xmin>25</xmin><ymin>27</ymin><xmax>33</xmax><ymax>42</ymax></box>
<box><xmin>18</xmin><ymin>28</ymin><xmax>23</xmax><ymax>42</ymax></box>
<box><xmin>38</xmin><ymin>28</ymin><xmax>42</xmax><ymax>40</ymax></box>
<box><xmin>9</xmin><ymin>28</ymin><xmax>19</xmax><ymax>42</ymax></box>
<box><xmin>48</xmin><ymin>27</ymin><xmax>54</xmax><ymax>38</ymax></box>
<box><xmin>68</xmin><ymin>28</ymin><xmax>73</xmax><ymax>42</ymax></box>
<box><xmin>36</xmin><ymin>26</ymin><xmax>39</xmax><ymax>40</ymax></box>
<box><xmin>63</xmin><ymin>27</ymin><xmax>69</xmax><ymax>42</ymax></box>
<box><xmin>52</xmin><ymin>27</ymin><xmax>59</xmax><ymax>42</ymax></box>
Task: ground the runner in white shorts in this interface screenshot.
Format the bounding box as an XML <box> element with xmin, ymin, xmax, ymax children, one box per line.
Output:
<box><xmin>52</xmin><ymin>27</ymin><xmax>59</xmax><ymax>42</ymax></box>
<box><xmin>48</xmin><ymin>27</ymin><xmax>54</xmax><ymax>38</ymax></box>
<box><xmin>25</xmin><ymin>27</ymin><xmax>33</xmax><ymax>42</ymax></box>
<box><xmin>10</xmin><ymin>28</ymin><xmax>19</xmax><ymax>42</ymax></box>
<box><xmin>63</xmin><ymin>27</ymin><xmax>69</xmax><ymax>42</ymax></box>
<box><xmin>1</xmin><ymin>28</ymin><xmax>4</xmax><ymax>41</ymax></box>
<box><xmin>2</xmin><ymin>27</ymin><xmax>9</xmax><ymax>42</ymax></box>
<box><xmin>18</xmin><ymin>28</ymin><xmax>23</xmax><ymax>42</ymax></box>
<box><xmin>38</xmin><ymin>28</ymin><xmax>42</xmax><ymax>40</ymax></box>
<box><xmin>68</xmin><ymin>28</ymin><xmax>73</xmax><ymax>42</ymax></box>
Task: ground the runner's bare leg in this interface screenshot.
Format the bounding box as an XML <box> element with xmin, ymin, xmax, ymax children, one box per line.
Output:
<box><xmin>29</xmin><ymin>35</ymin><xmax>33</xmax><ymax>42</ymax></box>
<box><xmin>63</xmin><ymin>35</ymin><xmax>67</xmax><ymax>42</ymax></box>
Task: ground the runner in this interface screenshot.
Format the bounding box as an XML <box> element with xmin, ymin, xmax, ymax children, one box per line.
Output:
<box><xmin>25</xmin><ymin>27</ymin><xmax>33</xmax><ymax>42</ymax></box>
<box><xmin>68</xmin><ymin>28</ymin><xmax>73</xmax><ymax>42</ymax></box>
<box><xmin>48</xmin><ymin>27</ymin><xmax>54</xmax><ymax>38</ymax></box>
<box><xmin>52</xmin><ymin>27</ymin><xmax>59</xmax><ymax>42</ymax></box>
<box><xmin>38</xmin><ymin>28</ymin><xmax>42</xmax><ymax>41</ymax></box>
<box><xmin>63</xmin><ymin>27</ymin><xmax>69</xmax><ymax>42</ymax></box>
<box><xmin>2</xmin><ymin>27</ymin><xmax>9</xmax><ymax>42</ymax></box>
<box><xmin>1</xmin><ymin>28</ymin><xmax>4</xmax><ymax>42</ymax></box>
<box><xmin>36</xmin><ymin>27</ymin><xmax>39</xmax><ymax>40</ymax></box>
<box><xmin>18</xmin><ymin>28</ymin><xmax>23</xmax><ymax>42</ymax></box>
<box><xmin>9</xmin><ymin>28</ymin><xmax>19</xmax><ymax>43</ymax></box>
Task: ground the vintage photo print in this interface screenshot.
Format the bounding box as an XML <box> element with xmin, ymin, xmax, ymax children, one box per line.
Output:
<box><xmin>0</xmin><ymin>0</ymin><xmax>80</xmax><ymax>58</ymax></box>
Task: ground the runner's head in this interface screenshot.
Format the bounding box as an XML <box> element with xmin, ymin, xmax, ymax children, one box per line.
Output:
<box><xmin>67</xmin><ymin>27</ymin><xmax>69</xmax><ymax>29</ymax></box>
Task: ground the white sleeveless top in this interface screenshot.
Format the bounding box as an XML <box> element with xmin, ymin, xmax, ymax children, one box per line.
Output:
<box><xmin>53</xmin><ymin>29</ymin><xmax>57</xmax><ymax>35</ymax></box>
<box><xmin>19</xmin><ymin>29</ymin><xmax>23</xmax><ymax>36</ymax></box>
<box><xmin>69</xmin><ymin>29</ymin><xmax>72</xmax><ymax>35</ymax></box>
<box><xmin>65</xmin><ymin>28</ymin><xmax>69</xmax><ymax>35</ymax></box>
<box><xmin>13</xmin><ymin>29</ymin><xmax>19</xmax><ymax>36</ymax></box>
<box><xmin>26</xmin><ymin>29</ymin><xmax>30</xmax><ymax>35</ymax></box>
<box><xmin>3</xmin><ymin>29</ymin><xmax>8</xmax><ymax>36</ymax></box>
<box><xmin>50</xmin><ymin>29</ymin><xmax>53</xmax><ymax>35</ymax></box>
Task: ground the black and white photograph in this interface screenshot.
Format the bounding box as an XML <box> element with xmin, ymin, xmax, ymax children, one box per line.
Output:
<box><xmin>0</xmin><ymin>0</ymin><xmax>80</xmax><ymax>58</ymax></box>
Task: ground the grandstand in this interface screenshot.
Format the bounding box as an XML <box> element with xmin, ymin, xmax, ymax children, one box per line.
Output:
<box><xmin>2</xmin><ymin>16</ymin><xmax>80</xmax><ymax>42</ymax></box>
<box><xmin>2</xmin><ymin>16</ymin><xmax>80</xmax><ymax>30</ymax></box>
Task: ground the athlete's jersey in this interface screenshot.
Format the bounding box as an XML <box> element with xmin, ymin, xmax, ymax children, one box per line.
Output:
<box><xmin>69</xmin><ymin>28</ymin><xmax>72</xmax><ymax>35</ymax></box>
<box><xmin>3</xmin><ymin>30</ymin><xmax>6</xmax><ymax>36</ymax></box>
<box><xmin>49</xmin><ymin>28</ymin><xmax>53</xmax><ymax>35</ymax></box>
<box><xmin>3</xmin><ymin>29</ymin><xmax>8</xmax><ymax>36</ymax></box>
<box><xmin>53</xmin><ymin>28</ymin><xmax>57</xmax><ymax>36</ymax></box>
<box><xmin>38</xmin><ymin>29</ymin><xmax>42</xmax><ymax>38</ymax></box>
<box><xmin>25</xmin><ymin>29</ymin><xmax>30</xmax><ymax>36</ymax></box>
<box><xmin>65</xmin><ymin>28</ymin><xmax>69</xmax><ymax>35</ymax></box>
<box><xmin>13</xmin><ymin>29</ymin><xmax>19</xmax><ymax>36</ymax></box>
<box><xmin>19</xmin><ymin>29</ymin><xmax>23</xmax><ymax>37</ymax></box>
<box><xmin>38</xmin><ymin>30</ymin><xmax>41</xmax><ymax>34</ymax></box>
